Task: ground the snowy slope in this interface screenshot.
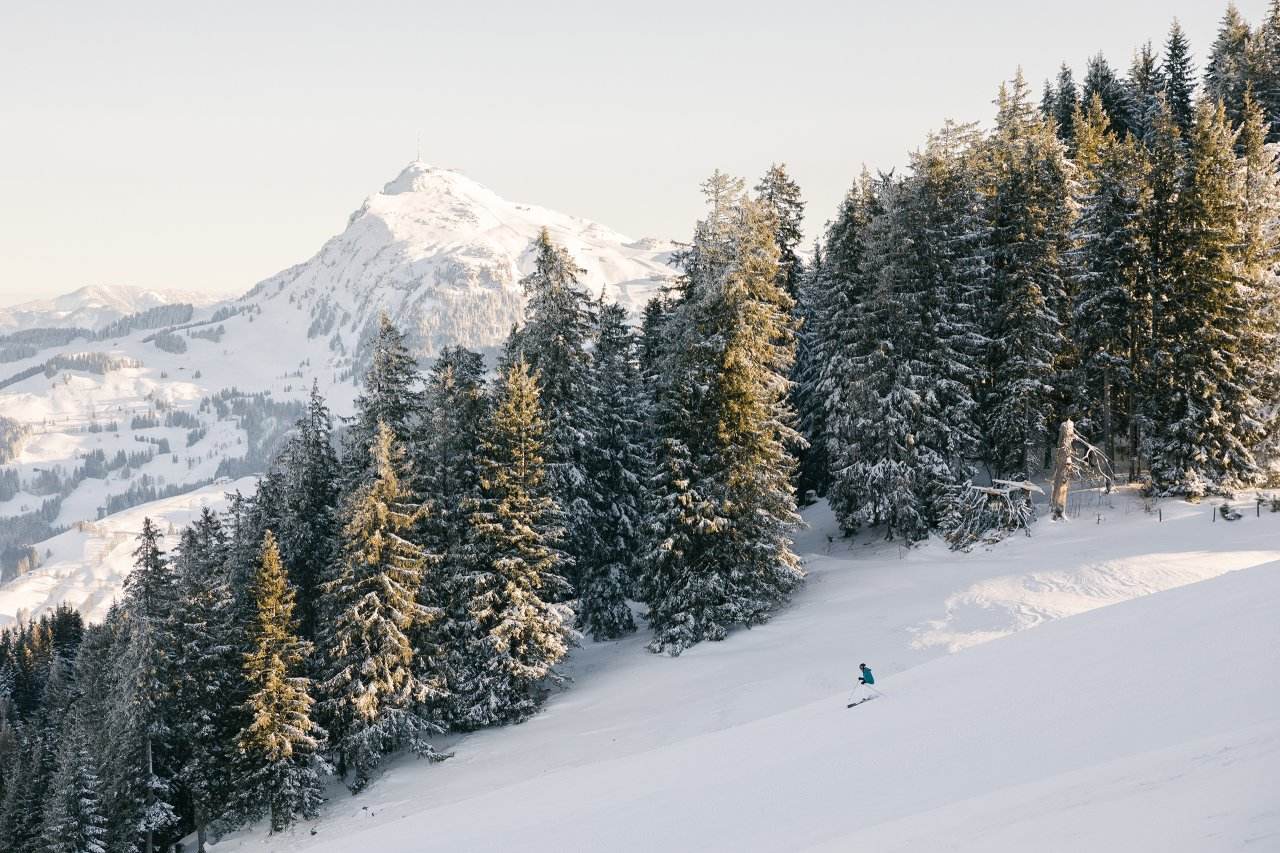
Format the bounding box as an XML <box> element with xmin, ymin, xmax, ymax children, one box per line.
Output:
<box><xmin>209</xmin><ymin>491</ymin><xmax>1280</xmax><ymax>853</ymax></box>
<box><xmin>0</xmin><ymin>284</ymin><xmax>224</xmax><ymax>332</ymax></box>
<box><xmin>0</xmin><ymin>477</ymin><xmax>257</xmax><ymax>626</ymax></box>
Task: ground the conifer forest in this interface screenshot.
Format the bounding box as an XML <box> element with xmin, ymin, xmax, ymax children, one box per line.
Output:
<box><xmin>4</xmin><ymin>5</ymin><xmax>1280</xmax><ymax>851</ymax></box>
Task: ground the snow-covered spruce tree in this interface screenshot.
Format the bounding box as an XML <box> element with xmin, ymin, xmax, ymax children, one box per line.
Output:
<box><xmin>1082</xmin><ymin>52</ymin><xmax>1135</xmax><ymax>142</ymax></box>
<box><xmin>454</xmin><ymin>359</ymin><xmax>571</xmax><ymax>727</ymax></box>
<box><xmin>506</xmin><ymin>229</ymin><xmax>596</xmax><ymax>595</ymax></box>
<box><xmin>1126</xmin><ymin>42</ymin><xmax>1167</xmax><ymax>142</ymax></box>
<box><xmin>811</xmin><ymin>171</ymin><xmax>880</xmax><ymax>508</ymax></box>
<box><xmin>1236</xmin><ymin>90</ymin><xmax>1280</xmax><ymax>470</ymax></box>
<box><xmin>1134</xmin><ymin>95</ymin><xmax>1187</xmax><ymax>479</ymax></box>
<box><xmin>576</xmin><ymin>298</ymin><xmax>645</xmax><ymax>640</ymax></box>
<box><xmin>318</xmin><ymin>423</ymin><xmax>444</xmax><ymax>792</ymax></box>
<box><xmin>826</xmin><ymin>175</ymin><xmax>932</xmax><ymax>539</ymax></box>
<box><xmin>1051</xmin><ymin>64</ymin><xmax>1080</xmax><ymax>150</ymax></box>
<box><xmin>105</xmin><ymin>518</ymin><xmax>179</xmax><ymax>853</ymax></box>
<box><xmin>827</xmin><ymin>122</ymin><xmax>988</xmax><ymax>539</ymax></box>
<box><xmin>754</xmin><ymin>163</ymin><xmax>818</xmax><ymax>503</ymax></box>
<box><xmin>1204</xmin><ymin>4</ymin><xmax>1255</xmax><ymax>130</ymax></box>
<box><xmin>168</xmin><ymin>510</ymin><xmax>241</xmax><ymax>851</ymax></box>
<box><xmin>39</xmin><ymin>717</ymin><xmax>108</xmax><ymax>853</ymax></box>
<box><xmin>1255</xmin><ymin>0</ymin><xmax>1280</xmax><ymax>140</ymax></box>
<box><xmin>755</xmin><ymin>163</ymin><xmax>806</xmax><ymax>299</ymax></box>
<box><xmin>981</xmin><ymin>71</ymin><xmax>1074</xmax><ymax>479</ymax></box>
<box><xmin>643</xmin><ymin>182</ymin><xmax>803</xmax><ymax>655</ymax></box>
<box><xmin>235</xmin><ymin>531</ymin><xmax>327</xmax><ymax>832</ymax></box>
<box><xmin>275</xmin><ymin>382</ymin><xmax>340</xmax><ymax>641</ymax></box>
<box><xmin>0</xmin><ymin>658</ymin><xmax>76</xmax><ymax>853</ymax></box>
<box><xmin>1148</xmin><ymin>100</ymin><xmax>1259</xmax><ymax>494</ymax></box>
<box><xmin>790</xmin><ymin>242</ymin><xmax>830</xmax><ymax>502</ymax></box>
<box><xmin>909</xmin><ymin>123</ymin><xmax>991</xmax><ymax>507</ymax></box>
<box><xmin>342</xmin><ymin>313</ymin><xmax>423</xmax><ymax>488</ymax></box>
<box><xmin>1161</xmin><ymin>20</ymin><xmax>1197</xmax><ymax>137</ymax></box>
<box><xmin>415</xmin><ymin>346</ymin><xmax>488</xmax><ymax>727</ymax></box>
<box><xmin>1071</xmin><ymin>96</ymin><xmax>1151</xmax><ymax>463</ymax></box>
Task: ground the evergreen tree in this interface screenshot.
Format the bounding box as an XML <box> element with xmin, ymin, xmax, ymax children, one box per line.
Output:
<box><xmin>810</xmin><ymin>172</ymin><xmax>881</xmax><ymax>503</ymax></box>
<box><xmin>1127</xmin><ymin>41</ymin><xmax>1167</xmax><ymax>140</ymax></box>
<box><xmin>1254</xmin><ymin>0</ymin><xmax>1280</xmax><ymax>139</ymax></box>
<box><xmin>1162</xmin><ymin>20</ymin><xmax>1197</xmax><ymax>136</ymax></box>
<box><xmin>1232</xmin><ymin>90</ymin><xmax>1280</xmax><ymax>470</ymax></box>
<box><xmin>1204</xmin><ymin>3</ymin><xmax>1255</xmax><ymax>129</ymax></box>
<box><xmin>276</xmin><ymin>383</ymin><xmax>340</xmax><ymax>640</ymax></box>
<box><xmin>455</xmin><ymin>360</ymin><xmax>571</xmax><ymax>725</ymax></box>
<box><xmin>40</xmin><ymin>718</ymin><xmax>108</xmax><ymax>853</ymax></box>
<box><xmin>754</xmin><ymin>163</ymin><xmax>806</xmax><ymax>298</ymax></box>
<box><xmin>1138</xmin><ymin>96</ymin><xmax>1189</xmax><ymax>478</ymax></box>
<box><xmin>1071</xmin><ymin>98</ymin><xmax>1151</xmax><ymax>463</ymax></box>
<box><xmin>318</xmin><ymin>423</ymin><xmax>444</xmax><ymax>792</ymax></box>
<box><xmin>343</xmin><ymin>314</ymin><xmax>423</xmax><ymax>486</ymax></box>
<box><xmin>827</xmin><ymin>123</ymin><xmax>988</xmax><ymax>538</ymax></box>
<box><xmin>1052</xmin><ymin>64</ymin><xmax>1080</xmax><ymax>149</ymax></box>
<box><xmin>416</xmin><ymin>346</ymin><xmax>488</xmax><ymax>729</ymax></box>
<box><xmin>982</xmin><ymin>72</ymin><xmax>1074</xmax><ymax>477</ymax></box>
<box><xmin>508</xmin><ymin>229</ymin><xmax>597</xmax><ymax>594</ymax></box>
<box><xmin>1083</xmin><ymin>52</ymin><xmax>1134</xmax><ymax>140</ymax></box>
<box><xmin>1148</xmin><ymin>100</ymin><xmax>1255</xmax><ymax>494</ymax></box>
<box><xmin>168</xmin><ymin>510</ymin><xmax>240</xmax><ymax>851</ymax></box>
<box><xmin>644</xmin><ymin>184</ymin><xmax>803</xmax><ymax>655</ymax></box>
<box><xmin>235</xmin><ymin>531</ymin><xmax>327</xmax><ymax>832</ymax></box>
<box><xmin>791</xmin><ymin>242</ymin><xmax>830</xmax><ymax>502</ymax></box>
<box><xmin>106</xmin><ymin>518</ymin><xmax>179</xmax><ymax>853</ymax></box>
<box><xmin>576</xmin><ymin>299</ymin><xmax>645</xmax><ymax>640</ymax></box>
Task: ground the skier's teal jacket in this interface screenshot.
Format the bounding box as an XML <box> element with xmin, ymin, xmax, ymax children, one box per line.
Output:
<box><xmin>859</xmin><ymin>666</ymin><xmax>874</xmax><ymax>685</ymax></box>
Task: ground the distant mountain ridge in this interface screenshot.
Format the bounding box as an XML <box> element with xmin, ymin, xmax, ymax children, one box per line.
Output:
<box><xmin>0</xmin><ymin>284</ymin><xmax>226</xmax><ymax>333</ymax></box>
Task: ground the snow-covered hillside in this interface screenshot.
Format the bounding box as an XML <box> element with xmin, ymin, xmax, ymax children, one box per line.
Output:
<box><xmin>0</xmin><ymin>162</ymin><xmax>675</xmax><ymax>618</ymax></box>
<box><xmin>0</xmin><ymin>284</ymin><xmax>224</xmax><ymax>332</ymax></box>
<box><xmin>210</xmin><ymin>492</ymin><xmax>1279</xmax><ymax>852</ymax></box>
<box><xmin>0</xmin><ymin>477</ymin><xmax>256</xmax><ymax>626</ymax></box>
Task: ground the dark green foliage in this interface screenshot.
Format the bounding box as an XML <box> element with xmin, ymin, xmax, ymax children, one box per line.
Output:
<box><xmin>453</xmin><ymin>360</ymin><xmax>571</xmax><ymax>725</ymax></box>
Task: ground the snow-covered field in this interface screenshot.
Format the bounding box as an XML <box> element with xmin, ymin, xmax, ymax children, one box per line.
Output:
<box><xmin>208</xmin><ymin>490</ymin><xmax>1280</xmax><ymax>852</ymax></box>
<box><xmin>0</xmin><ymin>477</ymin><xmax>256</xmax><ymax>626</ymax></box>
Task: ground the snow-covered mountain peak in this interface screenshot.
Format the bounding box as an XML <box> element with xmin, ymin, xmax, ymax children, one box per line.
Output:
<box><xmin>243</xmin><ymin>160</ymin><xmax>676</xmax><ymax>368</ymax></box>
<box><xmin>380</xmin><ymin>160</ymin><xmax>475</xmax><ymax>196</ymax></box>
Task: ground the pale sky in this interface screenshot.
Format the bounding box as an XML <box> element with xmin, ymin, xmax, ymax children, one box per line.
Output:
<box><xmin>0</xmin><ymin>0</ymin><xmax>1268</xmax><ymax>306</ymax></box>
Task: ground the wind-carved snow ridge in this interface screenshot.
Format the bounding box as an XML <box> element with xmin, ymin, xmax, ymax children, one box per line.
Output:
<box><xmin>911</xmin><ymin>501</ymin><xmax>1280</xmax><ymax>653</ymax></box>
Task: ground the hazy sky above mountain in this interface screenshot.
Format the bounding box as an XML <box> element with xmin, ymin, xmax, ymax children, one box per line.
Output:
<box><xmin>0</xmin><ymin>0</ymin><xmax>1268</xmax><ymax>306</ymax></box>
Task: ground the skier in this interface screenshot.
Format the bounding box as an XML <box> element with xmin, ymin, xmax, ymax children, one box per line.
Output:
<box><xmin>847</xmin><ymin>663</ymin><xmax>879</xmax><ymax>708</ymax></box>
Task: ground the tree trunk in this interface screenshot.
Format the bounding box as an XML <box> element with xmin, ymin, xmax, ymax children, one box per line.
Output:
<box><xmin>145</xmin><ymin>736</ymin><xmax>154</xmax><ymax>853</ymax></box>
<box><xmin>1051</xmin><ymin>419</ymin><xmax>1074</xmax><ymax>520</ymax></box>
<box><xmin>195</xmin><ymin>803</ymin><xmax>208</xmax><ymax>853</ymax></box>
<box><xmin>1102</xmin><ymin>368</ymin><xmax>1114</xmax><ymax>464</ymax></box>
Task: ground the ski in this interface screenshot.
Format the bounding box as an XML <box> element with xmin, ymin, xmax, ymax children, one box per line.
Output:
<box><xmin>846</xmin><ymin>696</ymin><xmax>877</xmax><ymax>708</ymax></box>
